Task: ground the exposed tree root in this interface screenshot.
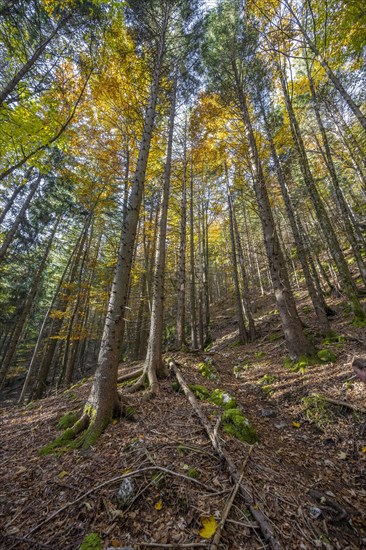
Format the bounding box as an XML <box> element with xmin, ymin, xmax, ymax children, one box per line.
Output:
<box><xmin>170</xmin><ymin>359</ymin><xmax>281</xmax><ymax>550</ymax></box>
<box><xmin>117</xmin><ymin>368</ymin><xmax>143</xmax><ymax>383</ymax></box>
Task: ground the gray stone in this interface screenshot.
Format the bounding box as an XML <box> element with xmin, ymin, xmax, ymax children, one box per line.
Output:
<box><xmin>116</xmin><ymin>477</ymin><xmax>135</xmax><ymax>507</ymax></box>
<box><xmin>261</xmin><ymin>409</ymin><xmax>277</xmax><ymax>418</ymax></box>
<box><xmin>274</xmin><ymin>421</ymin><xmax>287</xmax><ymax>430</ymax></box>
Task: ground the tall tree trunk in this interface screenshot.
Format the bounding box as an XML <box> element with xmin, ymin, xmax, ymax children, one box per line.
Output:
<box><xmin>260</xmin><ymin>101</ymin><xmax>331</xmax><ymax>332</ymax></box>
<box><xmin>0</xmin><ymin>215</ymin><xmax>60</xmax><ymax>387</ymax></box>
<box><xmin>140</xmin><ymin>77</ymin><xmax>177</xmax><ymax>394</ymax></box>
<box><xmin>306</xmin><ymin>65</ymin><xmax>366</xmax><ymax>286</ymax></box>
<box><xmin>279</xmin><ymin>67</ymin><xmax>365</xmax><ymax>321</ymax></box>
<box><xmin>226</xmin><ymin>166</ymin><xmax>248</xmax><ymax>344</ymax></box>
<box><xmin>79</xmin><ymin>16</ymin><xmax>168</xmax><ymax>445</ymax></box>
<box><xmin>0</xmin><ymin>173</ymin><xmax>40</xmax><ymax>261</ymax></box>
<box><xmin>197</xmin><ymin>201</ymin><xmax>204</xmax><ymax>350</ymax></box>
<box><xmin>232</xmin><ymin>202</ymin><xmax>255</xmax><ymax>339</ymax></box>
<box><xmin>234</xmin><ymin>67</ymin><xmax>311</xmax><ymax>358</ymax></box>
<box><xmin>189</xmin><ymin>155</ymin><xmax>198</xmax><ymax>349</ymax></box>
<box><xmin>202</xmin><ymin>202</ymin><xmax>211</xmax><ymax>346</ymax></box>
<box><xmin>176</xmin><ymin>122</ymin><xmax>188</xmax><ymax>349</ymax></box>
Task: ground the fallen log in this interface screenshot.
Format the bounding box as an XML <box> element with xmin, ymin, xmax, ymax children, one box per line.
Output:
<box><xmin>170</xmin><ymin>360</ymin><xmax>281</xmax><ymax>550</ymax></box>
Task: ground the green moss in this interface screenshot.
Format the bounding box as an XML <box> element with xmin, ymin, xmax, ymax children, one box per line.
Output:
<box><xmin>187</xmin><ymin>468</ymin><xmax>199</xmax><ymax>479</ymax></box>
<box><xmin>79</xmin><ymin>532</ymin><xmax>102</xmax><ymax>550</ymax></box>
<box><xmin>210</xmin><ymin>389</ymin><xmax>237</xmax><ymax>409</ymax></box>
<box><xmin>322</xmin><ymin>333</ymin><xmax>345</xmax><ymax>346</ymax></box>
<box><xmin>57</xmin><ymin>411</ymin><xmax>80</xmax><ymax>430</ymax></box>
<box><xmin>188</xmin><ymin>384</ymin><xmax>211</xmax><ymax>400</ymax></box>
<box><xmin>39</xmin><ymin>427</ymin><xmax>77</xmax><ymax>456</ymax></box>
<box><xmin>222</xmin><ymin>409</ymin><xmax>258</xmax><ymax>444</ymax></box>
<box><xmin>302</xmin><ymin>394</ymin><xmax>333</xmax><ymax>429</ymax></box>
<box><xmin>254</xmin><ymin>351</ymin><xmax>266</xmax><ymax>358</ymax></box>
<box><xmin>317</xmin><ymin>349</ymin><xmax>337</xmax><ymax>363</ymax></box>
<box><xmin>198</xmin><ymin>361</ymin><xmax>219</xmax><ymax>381</ymax></box>
<box><xmin>118</xmin><ymin>376</ymin><xmax>140</xmax><ymax>389</ymax></box>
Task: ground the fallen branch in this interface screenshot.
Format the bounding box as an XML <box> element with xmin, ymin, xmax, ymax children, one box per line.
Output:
<box><xmin>309</xmin><ymin>490</ymin><xmax>348</xmax><ymax>523</ymax></box>
<box><xmin>211</xmin><ymin>446</ymin><xmax>253</xmax><ymax>550</ymax></box>
<box><xmin>135</xmin><ymin>543</ymin><xmax>208</xmax><ymax>548</ymax></box>
<box><xmin>25</xmin><ymin>466</ymin><xmax>218</xmax><ymax>539</ymax></box>
<box><xmin>170</xmin><ymin>360</ymin><xmax>281</xmax><ymax>550</ymax></box>
<box><xmin>317</xmin><ymin>395</ymin><xmax>366</xmax><ymax>415</ymax></box>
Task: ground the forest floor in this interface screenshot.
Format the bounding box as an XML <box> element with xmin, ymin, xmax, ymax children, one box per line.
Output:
<box><xmin>1</xmin><ymin>291</ymin><xmax>366</xmax><ymax>550</ymax></box>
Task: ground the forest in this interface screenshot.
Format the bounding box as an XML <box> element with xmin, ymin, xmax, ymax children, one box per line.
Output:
<box><xmin>0</xmin><ymin>0</ymin><xmax>366</xmax><ymax>548</ymax></box>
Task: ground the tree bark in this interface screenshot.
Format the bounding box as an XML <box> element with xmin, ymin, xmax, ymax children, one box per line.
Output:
<box><xmin>306</xmin><ymin>64</ymin><xmax>366</xmax><ymax>286</ymax></box>
<box><xmin>141</xmin><ymin>76</ymin><xmax>177</xmax><ymax>394</ymax></box>
<box><xmin>233</xmin><ymin>64</ymin><xmax>311</xmax><ymax>359</ymax></box>
<box><xmin>279</xmin><ymin>67</ymin><xmax>365</xmax><ymax>321</ymax></box>
<box><xmin>0</xmin><ymin>215</ymin><xmax>60</xmax><ymax>388</ymax></box>
<box><xmin>225</xmin><ymin>165</ymin><xmax>248</xmax><ymax>344</ymax></box>
<box><xmin>80</xmin><ymin>12</ymin><xmax>168</xmax><ymax>445</ymax></box>
<box><xmin>0</xmin><ymin>173</ymin><xmax>40</xmax><ymax>261</ymax></box>
<box><xmin>176</xmin><ymin>120</ymin><xmax>188</xmax><ymax>349</ymax></box>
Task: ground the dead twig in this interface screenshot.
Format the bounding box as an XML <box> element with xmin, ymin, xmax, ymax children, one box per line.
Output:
<box><xmin>317</xmin><ymin>395</ymin><xmax>366</xmax><ymax>415</ymax></box>
<box><xmin>211</xmin><ymin>446</ymin><xmax>254</xmax><ymax>550</ymax></box>
<box><xmin>170</xmin><ymin>360</ymin><xmax>281</xmax><ymax>550</ymax></box>
<box><xmin>25</xmin><ymin>466</ymin><xmax>218</xmax><ymax>539</ymax></box>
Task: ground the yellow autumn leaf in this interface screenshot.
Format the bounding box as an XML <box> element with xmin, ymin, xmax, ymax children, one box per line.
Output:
<box><xmin>292</xmin><ymin>422</ymin><xmax>301</xmax><ymax>428</ymax></box>
<box><xmin>154</xmin><ymin>499</ymin><xmax>163</xmax><ymax>510</ymax></box>
<box><xmin>361</xmin><ymin>447</ymin><xmax>366</xmax><ymax>453</ymax></box>
<box><xmin>199</xmin><ymin>515</ymin><xmax>217</xmax><ymax>539</ymax></box>
<box><xmin>58</xmin><ymin>470</ymin><xmax>68</xmax><ymax>479</ymax></box>
<box><xmin>112</xmin><ymin>419</ymin><xmax>118</xmax><ymax>425</ymax></box>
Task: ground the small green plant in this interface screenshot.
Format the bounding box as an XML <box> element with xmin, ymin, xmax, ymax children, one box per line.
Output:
<box><xmin>198</xmin><ymin>361</ymin><xmax>219</xmax><ymax>381</ymax></box>
<box><xmin>210</xmin><ymin>389</ymin><xmax>237</xmax><ymax>409</ymax></box>
<box><xmin>322</xmin><ymin>334</ymin><xmax>345</xmax><ymax>346</ymax></box>
<box><xmin>258</xmin><ymin>374</ymin><xmax>276</xmax><ymax>395</ymax></box>
<box><xmin>79</xmin><ymin>532</ymin><xmax>102</xmax><ymax>550</ymax></box>
<box><xmin>187</xmin><ymin>468</ymin><xmax>199</xmax><ymax>478</ymax></box>
<box><xmin>222</xmin><ymin>409</ymin><xmax>258</xmax><ymax>443</ymax></box>
<box><xmin>317</xmin><ymin>349</ymin><xmax>337</xmax><ymax>363</ymax></box>
<box><xmin>254</xmin><ymin>351</ymin><xmax>266</xmax><ymax>358</ymax></box>
<box><xmin>284</xmin><ymin>354</ymin><xmax>316</xmax><ymax>373</ymax></box>
<box><xmin>302</xmin><ymin>394</ymin><xmax>333</xmax><ymax>429</ymax></box>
